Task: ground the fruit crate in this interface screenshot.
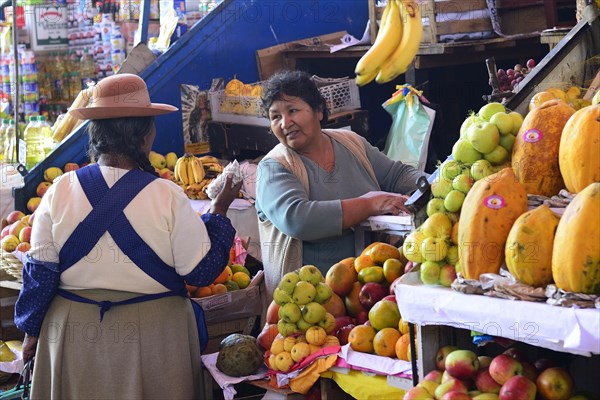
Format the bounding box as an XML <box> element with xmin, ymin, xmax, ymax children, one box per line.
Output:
<box><xmin>208</xmin><ymin>77</ymin><xmax>361</xmax><ymax>127</ymax></box>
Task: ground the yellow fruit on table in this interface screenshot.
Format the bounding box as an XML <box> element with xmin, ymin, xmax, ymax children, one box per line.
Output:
<box><xmin>395</xmin><ymin>333</ymin><xmax>411</xmax><ymax>361</ymax></box>
<box><xmin>283</xmin><ymin>336</ymin><xmax>296</xmax><ymax>352</ymax></box>
<box><xmin>268</xmin><ymin>354</ymin><xmax>279</xmax><ymax>371</ymax></box>
<box><xmin>290</xmin><ymin>342</ymin><xmax>311</xmax><ymax>362</ymax></box>
<box><xmin>398</xmin><ymin>318</ymin><xmax>409</xmax><ymax>335</ymax></box>
<box><xmin>232</xmin><ymin>272</ymin><xmax>251</xmax><ymax>289</ymax></box>
<box><xmin>348</xmin><ymin>325</ymin><xmax>376</xmax><ymax>353</ymax></box>
<box><xmin>1</xmin><ymin>235</ymin><xmax>20</xmax><ymax>252</ymax></box>
<box><xmin>383</xmin><ymin>258</ymin><xmax>404</xmax><ymax>284</ymax></box>
<box><xmin>231</xmin><ymin>264</ymin><xmax>250</xmax><ymax>276</ymax></box>
<box><xmin>270</xmin><ymin>337</ymin><xmax>285</xmax><ymax>355</ymax></box>
<box><xmin>305</xmin><ymin>326</ymin><xmax>327</xmax><ymax>346</ymax></box>
<box><xmin>373</xmin><ymin>327</ymin><xmax>402</xmax><ymax>357</ymax></box>
<box><xmin>275</xmin><ymin>351</ymin><xmax>294</xmax><ymax>372</ymax></box>
<box><xmin>43</xmin><ymin>166</ymin><xmax>63</xmax><ymax>182</ymax></box>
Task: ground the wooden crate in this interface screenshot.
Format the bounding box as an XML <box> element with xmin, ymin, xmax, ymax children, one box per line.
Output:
<box><xmin>368</xmin><ymin>0</ymin><xmax>493</xmax><ymax>44</ymax></box>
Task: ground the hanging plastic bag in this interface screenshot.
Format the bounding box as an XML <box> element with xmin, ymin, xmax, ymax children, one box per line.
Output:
<box><xmin>383</xmin><ymin>85</ymin><xmax>435</xmax><ymax>173</ymax></box>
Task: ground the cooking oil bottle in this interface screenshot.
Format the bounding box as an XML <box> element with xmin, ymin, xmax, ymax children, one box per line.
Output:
<box><xmin>38</xmin><ymin>115</ymin><xmax>54</xmax><ymax>156</ymax></box>
<box><xmin>24</xmin><ymin>116</ymin><xmax>46</xmax><ymax>170</ymax></box>
<box><xmin>0</xmin><ymin>119</ymin><xmax>7</xmax><ymax>162</ymax></box>
<box><xmin>3</xmin><ymin>119</ymin><xmax>17</xmax><ymax>163</ymax></box>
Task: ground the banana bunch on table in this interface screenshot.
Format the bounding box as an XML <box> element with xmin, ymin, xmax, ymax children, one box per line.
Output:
<box><xmin>174</xmin><ymin>154</ymin><xmax>235</xmax><ymax>200</ymax></box>
<box><xmin>355</xmin><ymin>0</ymin><xmax>423</xmax><ymax>86</ymax></box>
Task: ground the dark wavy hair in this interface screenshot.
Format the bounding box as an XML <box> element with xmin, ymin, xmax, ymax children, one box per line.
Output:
<box><xmin>87</xmin><ymin>116</ymin><xmax>157</xmax><ymax>175</ymax></box>
<box><xmin>261</xmin><ymin>70</ymin><xmax>329</xmax><ymax>124</ymax></box>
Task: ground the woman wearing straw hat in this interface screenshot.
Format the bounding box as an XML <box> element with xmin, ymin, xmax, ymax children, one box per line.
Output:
<box><xmin>14</xmin><ymin>73</ymin><xmax>241</xmax><ymax>399</ymax></box>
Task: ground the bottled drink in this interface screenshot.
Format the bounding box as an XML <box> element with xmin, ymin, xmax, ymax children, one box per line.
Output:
<box><xmin>38</xmin><ymin>115</ymin><xmax>54</xmax><ymax>156</ymax></box>
<box><xmin>0</xmin><ymin>119</ymin><xmax>7</xmax><ymax>162</ymax></box>
<box><xmin>80</xmin><ymin>49</ymin><xmax>96</xmax><ymax>89</ymax></box>
<box><xmin>24</xmin><ymin>116</ymin><xmax>45</xmax><ymax>170</ymax></box>
<box><xmin>3</xmin><ymin>119</ymin><xmax>17</xmax><ymax>163</ymax></box>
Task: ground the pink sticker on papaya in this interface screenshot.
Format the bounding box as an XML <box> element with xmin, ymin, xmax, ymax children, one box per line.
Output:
<box><xmin>523</xmin><ymin>129</ymin><xmax>542</xmax><ymax>143</ymax></box>
<box><xmin>484</xmin><ymin>195</ymin><xmax>505</xmax><ymax>209</ymax></box>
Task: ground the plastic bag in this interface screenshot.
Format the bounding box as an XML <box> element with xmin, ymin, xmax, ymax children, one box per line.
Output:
<box><xmin>206</xmin><ymin>160</ymin><xmax>244</xmax><ymax>200</ymax></box>
<box><xmin>383</xmin><ymin>85</ymin><xmax>435</xmax><ymax>173</ymax></box>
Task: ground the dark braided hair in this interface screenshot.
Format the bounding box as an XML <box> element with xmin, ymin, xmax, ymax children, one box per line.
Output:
<box><xmin>261</xmin><ymin>70</ymin><xmax>329</xmax><ymax>124</ymax></box>
<box><xmin>87</xmin><ymin>116</ymin><xmax>157</xmax><ymax>175</ymax></box>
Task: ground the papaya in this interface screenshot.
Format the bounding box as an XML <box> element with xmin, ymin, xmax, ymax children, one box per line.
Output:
<box><xmin>511</xmin><ymin>99</ymin><xmax>575</xmax><ymax>196</ymax></box>
<box><xmin>458</xmin><ymin>168</ymin><xmax>528</xmax><ymax>280</ymax></box>
<box><xmin>558</xmin><ymin>104</ymin><xmax>600</xmax><ymax>194</ymax></box>
<box><xmin>505</xmin><ymin>205</ymin><xmax>560</xmax><ymax>287</ymax></box>
<box><xmin>552</xmin><ymin>183</ymin><xmax>600</xmax><ymax>294</ymax></box>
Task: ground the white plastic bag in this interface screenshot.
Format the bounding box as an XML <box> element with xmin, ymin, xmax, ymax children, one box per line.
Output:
<box><xmin>206</xmin><ymin>160</ymin><xmax>244</xmax><ymax>200</ymax></box>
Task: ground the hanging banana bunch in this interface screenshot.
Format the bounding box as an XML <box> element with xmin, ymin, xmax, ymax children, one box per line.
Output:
<box><xmin>355</xmin><ymin>0</ymin><xmax>423</xmax><ymax>86</ymax></box>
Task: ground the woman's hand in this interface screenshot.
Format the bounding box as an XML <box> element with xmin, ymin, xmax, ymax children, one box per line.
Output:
<box><xmin>366</xmin><ymin>193</ymin><xmax>409</xmax><ymax>216</ymax></box>
<box><xmin>209</xmin><ymin>175</ymin><xmax>244</xmax><ymax>216</ymax></box>
<box><xmin>22</xmin><ymin>334</ymin><xmax>38</xmax><ymax>362</ymax></box>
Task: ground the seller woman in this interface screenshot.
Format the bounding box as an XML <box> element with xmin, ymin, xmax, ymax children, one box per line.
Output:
<box><xmin>256</xmin><ymin>70</ymin><xmax>423</xmax><ymax>298</ymax></box>
<box><xmin>14</xmin><ymin>73</ymin><xmax>242</xmax><ymax>399</ymax></box>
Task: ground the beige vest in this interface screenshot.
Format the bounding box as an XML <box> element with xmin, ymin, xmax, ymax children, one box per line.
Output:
<box><xmin>258</xmin><ymin>129</ymin><xmax>379</xmax><ymax>299</ymax></box>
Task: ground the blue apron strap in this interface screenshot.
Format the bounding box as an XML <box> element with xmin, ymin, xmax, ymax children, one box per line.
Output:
<box><xmin>59</xmin><ymin>165</ymin><xmax>156</xmax><ymax>272</ymax></box>
<box><xmin>190</xmin><ymin>300</ymin><xmax>209</xmax><ymax>353</ymax></box>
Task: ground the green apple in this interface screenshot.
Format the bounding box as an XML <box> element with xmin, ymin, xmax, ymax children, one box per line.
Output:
<box><xmin>446</xmin><ymin>245</ymin><xmax>459</xmax><ymax>264</ymax></box>
<box><xmin>301</xmin><ymin>301</ymin><xmax>327</xmax><ymax>324</ymax></box>
<box><xmin>454</xmin><ymin>261</ymin><xmax>462</xmax><ymax>274</ymax></box>
<box><xmin>460</xmin><ymin>114</ymin><xmax>481</xmax><ymax>138</ymax></box>
<box><xmin>444</xmin><ymin>190</ymin><xmax>466</xmax><ymax>212</ymax></box>
<box><xmin>467</xmin><ymin>122</ymin><xmax>500</xmax><ymax>153</ymax></box>
<box><xmin>478</xmin><ymin>102</ymin><xmax>506</xmax><ymax>121</ymax></box>
<box><xmin>314</xmin><ymin>282</ymin><xmax>332</xmax><ymax>304</ymax></box>
<box><xmin>452</xmin><ymin>174</ymin><xmax>474</xmax><ymax>194</ymax></box>
<box><xmin>440</xmin><ymin>160</ymin><xmax>463</xmax><ymax>181</ymax></box>
<box><xmin>426</xmin><ymin>198</ymin><xmax>447</xmax><ymax>217</ymax></box>
<box><xmin>420</xmin><ymin>260</ymin><xmax>441</xmax><ymax>285</ymax></box>
<box><xmin>317</xmin><ymin>312</ymin><xmax>337</xmax><ymax>334</ymax></box>
<box><xmin>483</xmin><ymin>145</ymin><xmax>510</xmax><ymax>165</ymax></box>
<box><xmin>431</xmin><ymin>177</ymin><xmax>454</xmax><ymax>198</ymax></box>
<box><xmin>470</xmin><ymin>159</ymin><xmax>493</xmax><ymax>181</ymax></box>
<box><xmin>298</xmin><ymin>265</ymin><xmax>323</xmax><ymax>285</ymax></box>
<box><xmin>499</xmin><ymin>133</ymin><xmax>516</xmax><ymax>152</ymax></box>
<box><xmin>421</xmin><ymin>213</ymin><xmax>453</xmax><ymax>238</ymax></box>
<box><xmin>403</xmin><ymin>231</ymin><xmax>426</xmax><ymax>263</ymax></box>
<box><xmin>292</xmin><ymin>281</ymin><xmax>317</xmax><ymax>305</ymax></box>
<box><xmin>278</xmin><ymin>302</ymin><xmax>302</xmax><ymax>323</ymax></box>
<box><xmin>452</xmin><ymin>139</ymin><xmax>482</xmax><ymax>166</ymax></box>
<box><xmin>489</xmin><ymin>112</ymin><xmax>513</xmax><ymax>136</ymax></box>
<box><xmin>296</xmin><ymin>317</ymin><xmax>312</xmax><ymax>333</ymax></box>
<box><xmin>273</xmin><ymin>287</ymin><xmax>294</xmax><ymax>305</ymax></box>
<box><xmin>277</xmin><ymin>320</ymin><xmax>301</xmax><ymax>337</ymax></box>
<box><xmin>507</xmin><ymin>111</ymin><xmax>524</xmax><ymax>135</ymax></box>
<box><xmin>421</xmin><ymin>237</ymin><xmax>449</xmax><ymax>262</ymax></box>
<box><xmin>278</xmin><ymin>272</ymin><xmax>300</xmax><ymax>294</ymax></box>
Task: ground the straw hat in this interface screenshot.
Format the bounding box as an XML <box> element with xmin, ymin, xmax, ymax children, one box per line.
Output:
<box><xmin>69</xmin><ymin>74</ymin><xmax>178</xmax><ymax>120</ymax></box>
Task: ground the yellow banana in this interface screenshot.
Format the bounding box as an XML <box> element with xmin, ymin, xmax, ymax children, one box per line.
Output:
<box><xmin>356</xmin><ymin>68</ymin><xmax>379</xmax><ymax>87</ymax></box>
<box><xmin>186</xmin><ymin>157</ymin><xmax>195</xmax><ymax>185</ymax></box>
<box><xmin>191</xmin><ymin>157</ymin><xmax>205</xmax><ymax>183</ymax></box>
<box><xmin>178</xmin><ymin>157</ymin><xmax>190</xmax><ymax>185</ymax></box>
<box><xmin>199</xmin><ymin>155</ymin><xmax>219</xmax><ymax>164</ymax></box>
<box><xmin>376</xmin><ymin>1</ymin><xmax>423</xmax><ymax>83</ymax></box>
<box><xmin>355</xmin><ymin>0</ymin><xmax>403</xmax><ymax>77</ymax></box>
<box><xmin>173</xmin><ymin>158</ymin><xmax>181</xmax><ymax>182</ymax></box>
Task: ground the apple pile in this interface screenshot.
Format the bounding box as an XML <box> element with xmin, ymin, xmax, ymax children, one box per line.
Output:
<box><xmin>0</xmin><ymin>210</ymin><xmax>34</xmax><ymax>253</ymax></box>
<box><xmin>431</xmin><ymin>103</ymin><xmax>524</xmax><ymax>216</ymax></box>
<box><xmin>403</xmin><ymin>213</ymin><xmax>459</xmax><ymax>287</ymax></box>
<box><xmin>149</xmin><ymin>151</ymin><xmax>178</xmax><ymax>180</ymax></box>
<box><xmin>404</xmin><ymin>345</ymin><xmax>579</xmax><ymax>400</ymax></box>
<box><xmin>27</xmin><ymin>162</ymin><xmax>86</xmax><ymax>215</ymax></box>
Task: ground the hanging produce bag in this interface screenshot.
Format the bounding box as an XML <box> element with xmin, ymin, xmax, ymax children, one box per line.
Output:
<box><xmin>383</xmin><ymin>85</ymin><xmax>435</xmax><ymax>173</ymax></box>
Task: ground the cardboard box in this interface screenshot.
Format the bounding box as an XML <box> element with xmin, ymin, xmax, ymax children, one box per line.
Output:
<box><xmin>193</xmin><ymin>270</ymin><xmax>265</xmax><ymax>325</ymax></box>
<box><xmin>203</xmin><ymin>315</ymin><xmax>260</xmax><ymax>354</ymax></box>
<box><xmin>256</xmin><ymin>31</ymin><xmax>347</xmax><ymax>80</ymax></box>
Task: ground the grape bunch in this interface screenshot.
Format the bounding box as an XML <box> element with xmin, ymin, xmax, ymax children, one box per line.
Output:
<box><xmin>493</xmin><ymin>59</ymin><xmax>537</xmax><ymax>92</ymax></box>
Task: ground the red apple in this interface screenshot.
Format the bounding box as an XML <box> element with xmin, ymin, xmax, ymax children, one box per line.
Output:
<box><xmin>0</xmin><ymin>225</ymin><xmax>10</xmax><ymax>239</ymax></box>
<box><xmin>434</xmin><ymin>378</ymin><xmax>468</xmax><ymax>400</ymax></box>
<box><xmin>439</xmin><ymin>264</ymin><xmax>457</xmax><ymax>287</ymax></box>
<box><xmin>536</xmin><ymin>367</ymin><xmax>573</xmax><ymax>400</ymax></box>
<box><xmin>159</xmin><ymin>168</ymin><xmax>174</xmax><ymax>180</ymax></box>
<box><xmin>403</xmin><ymin>386</ymin><xmax>433</xmax><ymax>400</ymax></box>
<box><xmin>436</xmin><ymin>346</ymin><xmax>459</xmax><ymax>371</ymax></box>
<box><xmin>534</xmin><ymin>358</ymin><xmax>558</xmax><ymax>373</ymax></box>
<box><xmin>499</xmin><ymin>375</ymin><xmax>536</xmax><ymax>400</ymax></box>
<box><xmin>335</xmin><ymin>324</ymin><xmax>355</xmax><ymax>346</ymax></box>
<box><xmin>36</xmin><ymin>181</ymin><xmax>52</xmax><ymax>197</ymax></box>
<box><xmin>355</xmin><ymin>310</ymin><xmax>369</xmax><ymax>325</ymax></box>
<box><xmin>358</xmin><ymin>282</ymin><xmax>387</xmax><ymax>310</ymax></box>
<box><xmin>441</xmin><ymin>392</ymin><xmax>471</xmax><ymax>400</ymax></box>
<box><xmin>503</xmin><ymin>347</ymin><xmax>528</xmax><ymax>363</ymax></box>
<box><xmin>475</xmin><ymin>368</ymin><xmax>501</xmax><ymax>394</ymax></box>
<box><xmin>27</xmin><ymin>197</ymin><xmax>42</xmax><ymax>213</ymax></box>
<box><xmin>445</xmin><ymin>349</ymin><xmax>480</xmax><ymax>380</ymax></box>
<box><xmin>18</xmin><ymin>226</ymin><xmax>32</xmax><ymax>243</ymax></box>
<box><xmin>521</xmin><ymin>361</ymin><xmax>538</xmax><ymax>382</ymax></box>
<box><xmin>478</xmin><ymin>356</ymin><xmax>493</xmax><ymax>369</ymax></box>
<box><xmin>489</xmin><ymin>354</ymin><xmax>523</xmax><ymax>385</ymax></box>
<box><xmin>8</xmin><ymin>221</ymin><xmax>27</xmax><ymax>238</ymax></box>
<box><xmin>64</xmin><ymin>162</ymin><xmax>80</xmax><ymax>172</ymax></box>
<box><xmin>6</xmin><ymin>210</ymin><xmax>25</xmax><ymax>225</ymax></box>
<box><xmin>15</xmin><ymin>242</ymin><xmax>31</xmax><ymax>252</ymax></box>
<box><xmin>334</xmin><ymin>316</ymin><xmax>353</xmax><ymax>333</ymax></box>
<box><xmin>423</xmin><ymin>370</ymin><xmax>444</xmax><ymax>384</ymax></box>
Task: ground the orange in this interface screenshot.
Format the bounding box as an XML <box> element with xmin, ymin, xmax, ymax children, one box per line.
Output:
<box><xmin>213</xmin><ymin>266</ymin><xmax>232</xmax><ymax>284</ymax></box>
<box><xmin>373</xmin><ymin>328</ymin><xmax>401</xmax><ymax>357</ymax></box>
<box><xmin>398</xmin><ymin>318</ymin><xmax>409</xmax><ymax>335</ymax></box>
<box><xmin>212</xmin><ymin>283</ymin><xmax>227</xmax><ymax>295</ymax></box>
<box><xmin>354</xmin><ymin>255</ymin><xmax>376</xmax><ymax>273</ymax></box>
<box><xmin>232</xmin><ymin>271</ymin><xmax>251</xmax><ymax>289</ymax></box>
<box><xmin>196</xmin><ymin>286</ymin><xmax>213</xmax><ymax>298</ymax></box>
<box><xmin>395</xmin><ymin>333</ymin><xmax>411</xmax><ymax>361</ymax></box>
<box><xmin>348</xmin><ymin>325</ymin><xmax>376</xmax><ymax>354</ymax></box>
